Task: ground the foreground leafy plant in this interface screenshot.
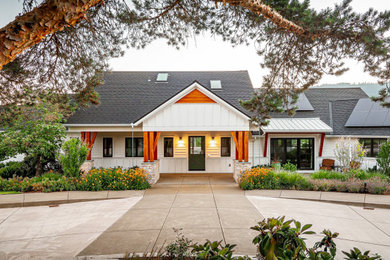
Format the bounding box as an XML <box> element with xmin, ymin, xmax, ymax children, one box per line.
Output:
<box><xmin>251</xmin><ymin>216</ymin><xmax>340</xmax><ymax>260</ymax></box>
<box><xmin>191</xmin><ymin>240</ymin><xmax>248</xmax><ymax>260</ymax></box>
<box><xmin>343</xmin><ymin>247</ymin><xmax>383</xmax><ymax>260</ymax></box>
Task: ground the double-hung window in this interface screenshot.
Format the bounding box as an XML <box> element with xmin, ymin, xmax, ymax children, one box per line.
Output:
<box><xmin>103</xmin><ymin>138</ymin><xmax>113</xmax><ymax>157</ymax></box>
<box><xmin>359</xmin><ymin>138</ymin><xmax>387</xmax><ymax>157</ymax></box>
<box><xmin>125</xmin><ymin>137</ymin><xmax>144</xmax><ymax>157</ymax></box>
<box><xmin>164</xmin><ymin>137</ymin><xmax>174</xmax><ymax>157</ymax></box>
<box><xmin>221</xmin><ymin>137</ymin><xmax>231</xmax><ymax>157</ymax></box>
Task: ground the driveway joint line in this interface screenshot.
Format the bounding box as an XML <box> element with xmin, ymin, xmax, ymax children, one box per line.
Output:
<box><xmin>210</xmin><ymin>179</ymin><xmax>227</xmax><ymax>245</ymax></box>
<box><xmin>151</xmin><ymin>184</ymin><xmax>180</xmax><ymax>250</ymax></box>
<box><xmin>0</xmin><ymin>207</ymin><xmax>21</xmax><ymax>226</ymax></box>
<box><xmin>348</xmin><ymin>205</ymin><xmax>390</xmax><ymax>238</ymax></box>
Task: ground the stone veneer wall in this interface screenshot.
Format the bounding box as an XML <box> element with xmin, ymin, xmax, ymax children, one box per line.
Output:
<box><xmin>141</xmin><ymin>160</ymin><xmax>160</xmax><ymax>184</ymax></box>
<box><xmin>233</xmin><ymin>160</ymin><xmax>252</xmax><ymax>182</ymax></box>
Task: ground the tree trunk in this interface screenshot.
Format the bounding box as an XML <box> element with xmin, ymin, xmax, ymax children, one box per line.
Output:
<box><xmin>35</xmin><ymin>156</ymin><xmax>42</xmax><ymax>176</ymax></box>
<box><xmin>0</xmin><ymin>0</ymin><xmax>104</xmax><ymax>70</ymax></box>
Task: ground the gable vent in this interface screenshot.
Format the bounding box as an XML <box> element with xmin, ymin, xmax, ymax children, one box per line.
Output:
<box><xmin>156</xmin><ymin>73</ymin><xmax>169</xmax><ymax>82</ymax></box>
<box><xmin>210</xmin><ymin>80</ymin><xmax>222</xmax><ymax>89</ymax></box>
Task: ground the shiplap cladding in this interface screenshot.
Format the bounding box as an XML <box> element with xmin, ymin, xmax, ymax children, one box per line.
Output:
<box><xmin>142</xmin><ymin>103</ymin><xmax>249</xmax><ymax>131</ymax></box>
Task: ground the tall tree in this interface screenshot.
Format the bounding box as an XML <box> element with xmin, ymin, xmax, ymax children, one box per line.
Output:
<box><xmin>1</xmin><ymin>0</ymin><xmax>390</xmax><ymax>122</ymax></box>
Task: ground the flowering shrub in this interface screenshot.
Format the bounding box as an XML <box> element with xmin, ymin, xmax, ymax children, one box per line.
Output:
<box><xmin>0</xmin><ymin>167</ymin><xmax>151</xmax><ymax>192</ymax></box>
<box><xmin>0</xmin><ymin>171</ymin><xmax>77</xmax><ymax>192</ymax></box>
<box><xmin>77</xmin><ymin>167</ymin><xmax>150</xmax><ymax>190</ymax></box>
<box><xmin>239</xmin><ymin>168</ymin><xmax>389</xmax><ymax>194</ymax></box>
<box><xmin>239</xmin><ymin>167</ymin><xmax>279</xmax><ymax>190</ymax></box>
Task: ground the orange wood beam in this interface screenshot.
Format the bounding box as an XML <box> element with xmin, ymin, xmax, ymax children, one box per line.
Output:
<box><xmin>244</xmin><ymin>131</ymin><xmax>249</xmax><ymax>162</ymax></box>
<box><xmin>149</xmin><ymin>131</ymin><xmax>154</xmax><ymax>162</ymax></box>
<box><xmin>143</xmin><ymin>132</ymin><xmax>149</xmax><ymax>162</ymax></box>
<box><xmin>238</xmin><ymin>131</ymin><xmax>243</xmax><ymax>162</ymax></box>
<box><xmin>81</xmin><ymin>132</ymin><xmax>85</xmax><ymax>143</ymax></box>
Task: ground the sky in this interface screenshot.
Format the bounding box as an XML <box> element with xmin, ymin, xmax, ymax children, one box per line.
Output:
<box><xmin>0</xmin><ymin>0</ymin><xmax>389</xmax><ymax>88</ymax></box>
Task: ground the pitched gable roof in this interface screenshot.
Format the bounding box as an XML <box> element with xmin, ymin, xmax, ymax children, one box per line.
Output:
<box><xmin>66</xmin><ymin>71</ymin><xmax>254</xmax><ymax>125</ymax></box>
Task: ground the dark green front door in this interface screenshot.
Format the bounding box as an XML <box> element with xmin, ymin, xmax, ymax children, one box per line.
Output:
<box><xmin>189</xmin><ymin>136</ymin><xmax>205</xmax><ymax>171</ymax></box>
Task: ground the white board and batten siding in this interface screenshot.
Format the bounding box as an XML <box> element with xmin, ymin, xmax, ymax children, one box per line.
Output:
<box><xmin>142</xmin><ymin>103</ymin><xmax>249</xmax><ymax>132</ymax></box>
<box><xmin>158</xmin><ymin>132</ymin><xmax>235</xmax><ymax>173</ymax></box>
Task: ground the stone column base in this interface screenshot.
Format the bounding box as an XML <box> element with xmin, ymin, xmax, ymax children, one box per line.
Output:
<box><xmin>80</xmin><ymin>160</ymin><xmax>94</xmax><ymax>176</ymax></box>
<box><xmin>141</xmin><ymin>160</ymin><xmax>160</xmax><ymax>184</ymax></box>
<box><xmin>233</xmin><ymin>160</ymin><xmax>252</xmax><ymax>183</ymax></box>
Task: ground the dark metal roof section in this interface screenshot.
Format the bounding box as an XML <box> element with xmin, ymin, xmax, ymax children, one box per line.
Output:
<box><xmin>345</xmin><ymin>98</ymin><xmax>390</xmax><ymax>127</ymax></box>
<box><xmin>66</xmin><ymin>71</ymin><xmax>254</xmax><ymax>125</ymax></box>
<box><xmin>272</xmin><ymin>87</ymin><xmax>389</xmax><ymax>136</ymax></box>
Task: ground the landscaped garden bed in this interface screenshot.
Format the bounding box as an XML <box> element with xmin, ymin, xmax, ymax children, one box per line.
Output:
<box><xmin>0</xmin><ymin>167</ymin><xmax>150</xmax><ymax>193</ymax></box>
<box><xmin>238</xmin><ymin>167</ymin><xmax>390</xmax><ymax>194</ymax></box>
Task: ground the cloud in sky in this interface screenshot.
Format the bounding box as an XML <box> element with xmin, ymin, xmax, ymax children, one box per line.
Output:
<box><xmin>0</xmin><ymin>0</ymin><xmax>388</xmax><ymax>87</ymax></box>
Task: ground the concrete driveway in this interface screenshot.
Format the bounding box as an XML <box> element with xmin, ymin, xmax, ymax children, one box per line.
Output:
<box><xmin>0</xmin><ymin>197</ymin><xmax>141</xmax><ymax>259</ymax></box>
<box><xmin>1</xmin><ymin>174</ymin><xmax>390</xmax><ymax>259</ymax></box>
<box><xmin>248</xmin><ymin>196</ymin><xmax>390</xmax><ymax>258</ymax></box>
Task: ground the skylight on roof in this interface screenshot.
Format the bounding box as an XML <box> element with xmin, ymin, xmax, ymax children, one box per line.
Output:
<box><xmin>156</xmin><ymin>73</ymin><xmax>168</xmax><ymax>82</ymax></box>
<box><xmin>210</xmin><ymin>80</ymin><xmax>222</xmax><ymax>89</ymax></box>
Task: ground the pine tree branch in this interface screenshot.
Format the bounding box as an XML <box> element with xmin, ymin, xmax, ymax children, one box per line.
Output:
<box><xmin>216</xmin><ymin>0</ymin><xmax>306</xmax><ymax>35</ymax></box>
<box><xmin>0</xmin><ymin>0</ymin><xmax>104</xmax><ymax>70</ymax></box>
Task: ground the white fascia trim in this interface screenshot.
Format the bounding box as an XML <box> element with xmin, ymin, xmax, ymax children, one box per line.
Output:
<box><xmin>133</xmin><ymin>82</ymin><xmax>250</xmax><ymax>126</ymax></box>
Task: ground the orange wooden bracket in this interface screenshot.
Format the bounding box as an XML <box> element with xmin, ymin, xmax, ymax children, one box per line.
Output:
<box><xmin>231</xmin><ymin>131</ymin><xmax>239</xmax><ymax>152</ymax></box>
<box><xmin>244</xmin><ymin>131</ymin><xmax>249</xmax><ymax>162</ymax></box>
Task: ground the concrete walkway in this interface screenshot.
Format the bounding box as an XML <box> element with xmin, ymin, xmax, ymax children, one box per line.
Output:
<box><xmin>0</xmin><ymin>190</ymin><xmax>145</xmax><ymax>208</ymax></box>
<box><xmin>78</xmin><ymin>174</ymin><xmax>262</xmax><ymax>256</ymax></box>
<box><xmin>0</xmin><ymin>197</ymin><xmax>142</xmax><ymax>259</ymax></box>
<box><xmin>245</xmin><ymin>189</ymin><xmax>390</xmax><ymax>209</ymax></box>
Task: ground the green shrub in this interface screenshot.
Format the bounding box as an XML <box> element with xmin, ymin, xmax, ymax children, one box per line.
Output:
<box><xmin>59</xmin><ymin>138</ymin><xmax>88</xmax><ymax>177</ymax></box>
<box><xmin>377</xmin><ymin>140</ymin><xmax>390</xmax><ymax>176</ymax></box>
<box><xmin>310</xmin><ymin>170</ymin><xmax>347</xmax><ymax>181</ymax></box>
<box><xmin>276</xmin><ymin>171</ymin><xmax>311</xmax><ymax>190</ymax></box>
<box><xmin>0</xmin><ymin>161</ymin><xmax>26</xmax><ymax>179</ymax></box>
<box><xmin>282</xmin><ymin>162</ymin><xmax>297</xmax><ymax>172</ymax></box>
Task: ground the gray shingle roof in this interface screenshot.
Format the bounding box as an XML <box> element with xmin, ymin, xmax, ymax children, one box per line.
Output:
<box><xmin>66</xmin><ymin>73</ymin><xmax>390</xmax><ymax>137</ymax></box>
<box><xmin>66</xmin><ymin>71</ymin><xmax>254</xmax><ymax>125</ymax></box>
<box><xmin>272</xmin><ymin>87</ymin><xmax>389</xmax><ymax>136</ymax></box>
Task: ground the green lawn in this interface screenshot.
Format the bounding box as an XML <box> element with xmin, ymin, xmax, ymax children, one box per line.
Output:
<box><xmin>0</xmin><ymin>191</ymin><xmax>21</xmax><ymax>195</ymax></box>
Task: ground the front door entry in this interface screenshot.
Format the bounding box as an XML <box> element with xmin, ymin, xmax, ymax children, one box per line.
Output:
<box><xmin>188</xmin><ymin>136</ymin><xmax>205</xmax><ymax>171</ymax></box>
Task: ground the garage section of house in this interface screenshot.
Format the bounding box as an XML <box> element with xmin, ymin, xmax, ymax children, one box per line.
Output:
<box><xmin>65</xmin><ymin>71</ymin><xmax>390</xmax><ymax>180</ymax></box>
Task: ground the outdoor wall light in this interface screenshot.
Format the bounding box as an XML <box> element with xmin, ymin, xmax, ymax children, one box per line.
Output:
<box><xmin>178</xmin><ymin>137</ymin><xmax>185</xmax><ymax>147</ymax></box>
<box><xmin>210</xmin><ymin>137</ymin><xmax>216</xmax><ymax>147</ymax></box>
